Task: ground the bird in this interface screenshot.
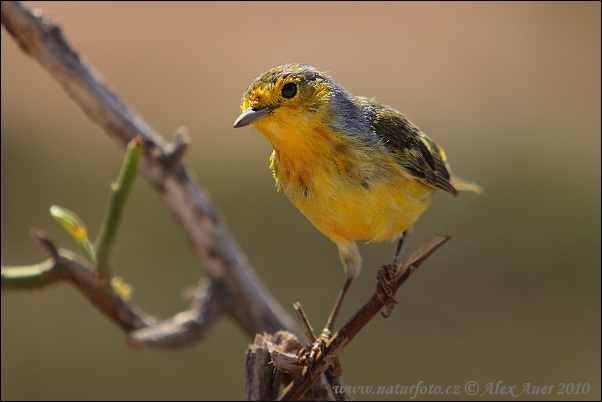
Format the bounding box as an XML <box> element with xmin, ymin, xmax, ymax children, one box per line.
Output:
<box><xmin>234</xmin><ymin>63</ymin><xmax>481</xmax><ymax>339</ymax></box>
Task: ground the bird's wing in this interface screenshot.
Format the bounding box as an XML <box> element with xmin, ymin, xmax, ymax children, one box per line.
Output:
<box><xmin>364</xmin><ymin>101</ymin><xmax>459</xmax><ymax>196</ymax></box>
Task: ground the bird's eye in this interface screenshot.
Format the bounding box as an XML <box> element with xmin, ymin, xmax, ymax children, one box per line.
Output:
<box><xmin>281</xmin><ymin>83</ymin><xmax>297</xmax><ymax>99</ymax></box>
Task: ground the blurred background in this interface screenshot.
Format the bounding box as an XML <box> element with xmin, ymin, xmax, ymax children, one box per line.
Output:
<box><xmin>1</xmin><ymin>2</ymin><xmax>600</xmax><ymax>400</ymax></box>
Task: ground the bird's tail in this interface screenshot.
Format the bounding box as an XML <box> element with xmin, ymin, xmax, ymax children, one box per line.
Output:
<box><xmin>451</xmin><ymin>175</ymin><xmax>483</xmax><ymax>194</ymax></box>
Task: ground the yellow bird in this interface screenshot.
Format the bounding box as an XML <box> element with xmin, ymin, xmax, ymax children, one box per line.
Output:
<box><xmin>234</xmin><ymin>64</ymin><xmax>480</xmax><ymax>337</ymax></box>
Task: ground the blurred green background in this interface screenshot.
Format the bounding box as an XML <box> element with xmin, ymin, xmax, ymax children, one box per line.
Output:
<box><xmin>1</xmin><ymin>2</ymin><xmax>600</xmax><ymax>400</ymax></box>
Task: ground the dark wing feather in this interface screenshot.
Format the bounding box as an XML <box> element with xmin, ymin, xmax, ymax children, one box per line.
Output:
<box><xmin>359</xmin><ymin>98</ymin><xmax>458</xmax><ymax>196</ymax></box>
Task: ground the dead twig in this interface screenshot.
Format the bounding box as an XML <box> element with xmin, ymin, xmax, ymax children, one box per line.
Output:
<box><xmin>0</xmin><ymin>0</ymin><xmax>299</xmax><ymax>348</ymax></box>
<box><xmin>278</xmin><ymin>235</ymin><xmax>451</xmax><ymax>401</ymax></box>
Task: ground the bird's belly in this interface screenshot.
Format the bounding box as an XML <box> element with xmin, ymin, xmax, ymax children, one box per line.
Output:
<box><xmin>285</xmin><ymin>168</ymin><xmax>436</xmax><ymax>244</ymax></box>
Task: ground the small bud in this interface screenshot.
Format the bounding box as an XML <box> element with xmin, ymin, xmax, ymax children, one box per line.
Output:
<box><xmin>49</xmin><ymin>205</ymin><xmax>88</xmax><ymax>243</ymax></box>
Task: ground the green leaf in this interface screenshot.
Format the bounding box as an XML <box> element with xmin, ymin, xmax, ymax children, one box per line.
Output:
<box><xmin>49</xmin><ymin>205</ymin><xmax>95</xmax><ymax>262</ymax></box>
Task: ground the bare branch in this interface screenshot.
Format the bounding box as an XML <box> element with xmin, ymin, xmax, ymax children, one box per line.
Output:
<box><xmin>245</xmin><ymin>334</ymin><xmax>284</xmax><ymax>401</ymax></box>
<box><xmin>278</xmin><ymin>235</ymin><xmax>451</xmax><ymax>401</ymax></box>
<box><xmin>245</xmin><ymin>332</ymin><xmax>345</xmax><ymax>401</ymax></box>
<box><xmin>1</xmin><ymin>0</ymin><xmax>300</xmax><ymax>347</ymax></box>
<box><xmin>126</xmin><ymin>279</ymin><xmax>225</xmax><ymax>350</ymax></box>
<box><xmin>1</xmin><ymin>4</ymin><xmax>450</xmax><ymax>399</ymax></box>
<box><xmin>4</xmin><ymin>229</ymin><xmax>155</xmax><ymax>331</ymax></box>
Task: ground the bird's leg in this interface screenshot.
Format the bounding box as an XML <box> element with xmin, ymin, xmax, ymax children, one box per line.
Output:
<box><xmin>377</xmin><ymin>231</ymin><xmax>409</xmax><ymax>317</ymax></box>
<box><xmin>302</xmin><ymin>241</ymin><xmax>359</xmax><ymax>373</ymax></box>
<box><xmin>319</xmin><ymin>241</ymin><xmax>361</xmax><ymax>341</ymax></box>
<box><xmin>321</xmin><ymin>275</ymin><xmax>354</xmax><ymax>340</ymax></box>
<box><xmin>393</xmin><ymin>231</ymin><xmax>409</xmax><ymax>267</ymax></box>
<box><xmin>302</xmin><ymin>275</ymin><xmax>354</xmax><ymax>375</ymax></box>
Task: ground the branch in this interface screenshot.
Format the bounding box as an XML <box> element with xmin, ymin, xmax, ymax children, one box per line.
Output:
<box><xmin>94</xmin><ymin>136</ymin><xmax>143</xmax><ymax>283</ymax></box>
<box><xmin>0</xmin><ymin>1</ymin><xmax>300</xmax><ymax>348</ymax></box>
<box><xmin>245</xmin><ymin>332</ymin><xmax>346</xmax><ymax>401</ymax></box>
<box><xmin>1</xmin><ymin>4</ymin><xmax>451</xmax><ymax>400</ymax></box>
<box><xmin>2</xmin><ymin>229</ymin><xmax>153</xmax><ymax>331</ymax></box>
<box><xmin>278</xmin><ymin>235</ymin><xmax>451</xmax><ymax>401</ymax></box>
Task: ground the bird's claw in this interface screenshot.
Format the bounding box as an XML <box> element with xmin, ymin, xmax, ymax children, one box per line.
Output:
<box><xmin>377</xmin><ymin>264</ymin><xmax>398</xmax><ymax>317</ymax></box>
<box><xmin>297</xmin><ymin>329</ymin><xmax>342</xmax><ymax>377</ymax></box>
<box><xmin>297</xmin><ymin>332</ymin><xmax>328</xmax><ymax>376</ymax></box>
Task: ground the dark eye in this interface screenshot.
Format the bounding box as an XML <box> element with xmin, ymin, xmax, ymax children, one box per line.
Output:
<box><xmin>282</xmin><ymin>82</ymin><xmax>297</xmax><ymax>99</ymax></box>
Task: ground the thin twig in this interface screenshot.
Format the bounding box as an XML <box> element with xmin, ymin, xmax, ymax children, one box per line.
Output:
<box><xmin>31</xmin><ymin>229</ymin><xmax>153</xmax><ymax>331</ymax></box>
<box><xmin>2</xmin><ymin>4</ymin><xmax>450</xmax><ymax>400</ymax></box>
<box><xmin>278</xmin><ymin>234</ymin><xmax>451</xmax><ymax>401</ymax></box>
<box><xmin>294</xmin><ymin>302</ymin><xmax>316</xmax><ymax>345</ymax></box>
<box><xmin>94</xmin><ymin>136</ymin><xmax>143</xmax><ymax>285</ymax></box>
<box><xmin>0</xmin><ymin>1</ymin><xmax>300</xmax><ymax>347</ymax></box>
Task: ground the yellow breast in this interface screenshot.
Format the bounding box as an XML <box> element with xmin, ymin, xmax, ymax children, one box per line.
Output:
<box><xmin>255</xmin><ymin>108</ymin><xmax>436</xmax><ymax>245</ymax></box>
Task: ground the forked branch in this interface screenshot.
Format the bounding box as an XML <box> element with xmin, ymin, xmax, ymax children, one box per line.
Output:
<box><xmin>0</xmin><ymin>0</ymin><xmax>299</xmax><ymax>348</ymax></box>
<box><xmin>2</xmin><ymin>3</ymin><xmax>451</xmax><ymax>400</ymax></box>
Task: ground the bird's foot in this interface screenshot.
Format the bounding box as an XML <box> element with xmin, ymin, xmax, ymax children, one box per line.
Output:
<box><xmin>377</xmin><ymin>263</ymin><xmax>399</xmax><ymax>317</ymax></box>
<box><xmin>293</xmin><ymin>301</ymin><xmax>343</xmax><ymax>377</ymax></box>
<box><xmin>297</xmin><ymin>328</ymin><xmax>342</xmax><ymax>377</ymax></box>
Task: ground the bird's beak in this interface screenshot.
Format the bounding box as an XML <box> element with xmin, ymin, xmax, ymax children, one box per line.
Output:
<box><xmin>233</xmin><ymin>107</ymin><xmax>271</xmax><ymax>128</ymax></box>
